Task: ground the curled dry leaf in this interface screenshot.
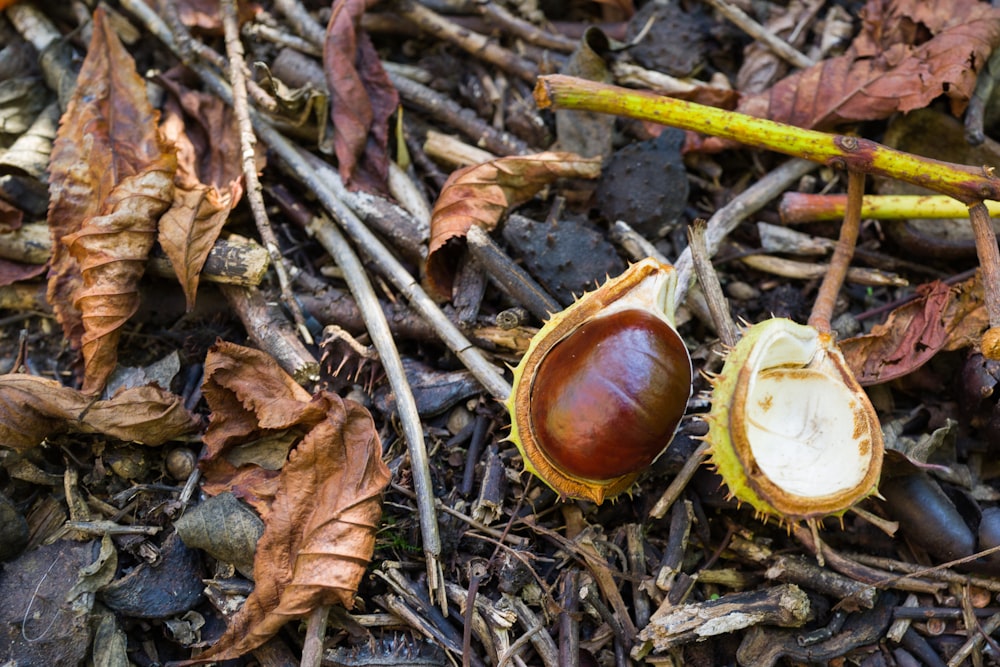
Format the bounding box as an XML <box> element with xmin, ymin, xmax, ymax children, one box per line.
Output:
<box><xmin>840</xmin><ymin>275</ymin><xmax>988</xmax><ymax>385</ymax></box>
<box><xmin>188</xmin><ymin>341</ymin><xmax>390</xmax><ymax>663</ymax></box>
<box><xmin>46</xmin><ymin>8</ymin><xmax>176</xmax><ymax>394</ymax></box>
<box><xmin>0</xmin><ymin>374</ymin><xmax>197</xmax><ymax>453</ymax></box>
<box><xmin>672</xmin><ymin>0</ymin><xmax>1000</xmax><ymax>155</ymax></box>
<box><xmin>736</xmin><ymin>0</ymin><xmax>1000</xmax><ymax>131</ymax></box>
<box><xmin>324</xmin><ymin>0</ymin><xmax>398</xmax><ymax>193</ymax></box>
<box><xmin>425</xmin><ymin>151</ymin><xmax>602</xmax><ymax>299</ymax></box>
<box><xmin>158</xmin><ymin>72</ymin><xmax>247</xmax><ymax>310</ymax></box>
<box><xmin>174</xmin><ymin>491</ymin><xmax>263</xmax><ymax>579</ymax></box>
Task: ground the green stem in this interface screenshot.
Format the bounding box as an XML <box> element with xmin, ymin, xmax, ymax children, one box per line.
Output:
<box><xmin>780</xmin><ymin>193</ymin><xmax>1000</xmax><ymax>223</ymax></box>
<box><xmin>534</xmin><ymin>75</ymin><xmax>1000</xmax><ymax>205</ymax></box>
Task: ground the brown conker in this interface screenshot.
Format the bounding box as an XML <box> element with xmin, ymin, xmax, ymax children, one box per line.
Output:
<box><xmin>506</xmin><ymin>258</ymin><xmax>693</xmax><ymax>503</ymax></box>
<box><xmin>529</xmin><ymin>309</ymin><xmax>691</xmax><ymax>481</ymax></box>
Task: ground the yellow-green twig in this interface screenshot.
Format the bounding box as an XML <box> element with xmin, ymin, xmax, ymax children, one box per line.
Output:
<box><xmin>534</xmin><ymin>75</ymin><xmax>1000</xmax><ymax>205</ymax></box>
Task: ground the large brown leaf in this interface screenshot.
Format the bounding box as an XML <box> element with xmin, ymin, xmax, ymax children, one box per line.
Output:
<box><xmin>425</xmin><ymin>151</ymin><xmax>602</xmax><ymax>300</ymax></box>
<box><xmin>737</xmin><ymin>0</ymin><xmax>1000</xmax><ymax>130</ymax></box>
<box><xmin>324</xmin><ymin>0</ymin><xmax>398</xmax><ymax>193</ymax></box>
<box><xmin>0</xmin><ymin>374</ymin><xmax>197</xmax><ymax>452</ymax></box>
<box><xmin>158</xmin><ymin>74</ymin><xmax>246</xmax><ymax>310</ymax></box>
<box><xmin>46</xmin><ymin>8</ymin><xmax>176</xmax><ymax>394</ymax></box>
<box><xmin>841</xmin><ymin>275</ymin><xmax>988</xmax><ymax>385</ymax></box>
<box><xmin>189</xmin><ymin>342</ymin><xmax>390</xmax><ymax>663</ymax></box>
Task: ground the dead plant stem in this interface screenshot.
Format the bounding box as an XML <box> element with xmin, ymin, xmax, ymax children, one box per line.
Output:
<box><xmin>809</xmin><ymin>170</ymin><xmax>864</xmax><ymax>333</ymax></box>
<box><xmin>221</xmin><ymin>0</ymin><xmax>312</xmax><ymax>344</ymax></box>
<box><xmin>648</xmin><ymin>441</ymin><xmax>710</xmax><ymax>520</ymax></box>
<box><xmin>970</xmin><ymin>202</ymin><xmax>1000</xmax><ymax>329</ymax></box>
<box><xmin>673</xmin><ymin>158</ymin><xmax>818</xmax><ymax>306</ymax></box>
<box><xmin>700</xmin><ymin>0</ymin><xmax>814</xmax><ymax>69</ymax></box>
<box><xmin>394</xmin><ymin>0</ymin><xmax>539</xmax><ymax>82</ymax></box>
<box><xmin>688</xmin><ymin>220</ymin><xmax>738</xmax><ymax>347</ymax></box>
<box><xmin>300</xmin><ymin>605</ymin><xmax>329</xmax><ymax>667</ymax></box>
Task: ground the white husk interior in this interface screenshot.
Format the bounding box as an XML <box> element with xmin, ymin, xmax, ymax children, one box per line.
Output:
<box><xmin>743</xmin><ymin>325</ymin><xmax>870</xmax><ymax>497</ymax></box>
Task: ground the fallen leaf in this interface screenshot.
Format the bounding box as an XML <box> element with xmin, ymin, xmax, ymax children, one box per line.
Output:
<box><xmin>158</xmin><ymin>71</ymin><xmax>246</xmax><ymax>310</ymax></box>
<box><xmin>324</xmin><ymin>0</ymin><xmax>398</xmax><ymax>193</ymax></box>
<box><xmin>200</xmin><ymin>340</ymin><xmax>316</xmax><ymax>461</ymax></box>
<box><xmin>0</xmin><ymin>198</ymin><xmax>22</xmax><ymax>231</ymax></box>
<box><xmin>0</xmin><ymin>374</ymin><xmax>197</xmax><ymax>453</ymax></box>
<box><xmin>46</xmin><ymin>8</ymin><xmax>177</xmax><ymax>394</ymax></box>
<box><xmin>425</xmin><ymin>151</ymin><xmax>602</xmax><ymax>300</ymax></box>
<box><xmin>188</xmin><ymin>341</ymin><xmax>390</xmax><ymax>663</ymax></box>
<box><xmin>174</xmin><ymin>492</ymin><xmax>263</xmax><ymax>579</ymax></box>
<box><xmin>840</xmin><ymin>275</ymin><xmax>988</xmax><ymax>385</ymax></box>
<box><xmin>737</xmin><ymin>0</ymin><xmax>1000</xmax><ymax>130</ymax></box>
<box><xmin>0</xmin><ymin>258</ymin><xmax>45</xmax><ymax>287</ymax></box>
<box><xmin>168</xmin><ymin>0</ymin><xmax>258</xmax><ymax>33</ymax></box>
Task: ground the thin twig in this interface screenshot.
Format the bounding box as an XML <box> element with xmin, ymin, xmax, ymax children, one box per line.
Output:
<box><xmin>221</xmin><ymin>0</ymin><xmax>312</xmax><ymax>344</ymax></box>
<box><xmin>388</xmin><ymin>70</ymin><xmax>529</xmax><ymax>156</ymax></box>
<box><xmin>948</xmin><ymin>613</ymin><xmax>1000</xmax><ymax>667</ymax></box>
<box><xmin>688</xmin><ymin>220</ymin><xmax>738</xmax><ymax>347</ymax></box>
<box><xmin>271</xmin><ymin>0</ymin><xmax>326</xmax><ymax>49</ymax></box>
<box><xmin>809</xmin><ymin>170</ymin><xmax>865</xmax><ymax>333</ymax></box>
<box><xmin>394</xmin><ymin>0</ymin><xmax>539</xmax><ymax>82</ymax></box>
<box><xmin>969</xmin><ymin>202</ymin><xmax>1000</xmax><ymax>359</ymax></box>
<box><xmin>672</xmin><ymin>158</ymin><xmax>818</xmax><ymax>307</ymax></box>
<box><xmin>467</xmin><ymin>224</ymin><xmax>560</xmax><ymax>321</ymax></box>
<box><xmin>477</xmin><ymin>1</ymin><xmax>576</xmax><ymax>52</ymax></box>
<box><xmin>648</xmin><ymin>441</ymin><xmax>710</xmax><ymax>520</ymax></box>
<box><xmin>300</xmin><ymin>605</ymin><xmax>329</xmax><ymax>667</ymax></box>
<box><xmin>700</xmin><ymin>0</ymin><xmax>814</xmax><ymax>69</ymax></box>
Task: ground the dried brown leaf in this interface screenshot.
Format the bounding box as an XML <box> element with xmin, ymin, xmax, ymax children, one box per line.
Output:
<box><xmin>425</xmin><ymin>151</ymin><xmax>602</xmax><ymax>299</ymax></box>
<box><xmin>324</xmin><ymin>0</ymin><xmax>398</xmax><ymax>193</ymax></box>
<box><xmin>157</xmin><ymin>73</ymin><xmax>246</xmax><ymax>310</ymax></box>
<box><xmin>158</xmin><ymin>183</ymin><xmax>240</xmax><ymax>310</ymax></box>
<box><xmin>201</xmin><ymin>341</ymin><xmax>317</xmax><ymax>462</ymax></box>
<box><xmin>46</xmin><ymin>8</ymin><xmax>176</xmax><ymax>394</ymax></box>
<box><xmin>159</xmin><ymin>70</ymin><xmax>245</xmax><ymax>191</ymax></box>
<box><xmin>0</xmin><ymin>259</ymin><xmax>45</xmax><ymax>287</ymax></box>
<box><xmin>188</xmin><ymin>342</ymin><xmax>390</xmax><ymax>663</ymax></box>
<box><xmin>841</xmin><ymin>275</ymin><xmax>988</xmax><ymax>385</ymax></box>
<box><xmin>169</xmin><ymin>0</ymin><xmax>258</xmax><ymax>33</ymax></box>
<box><xmin>737</xmin><ymin>0</ymin><xmax>1000</xmax><ymax>130</ymax></box>
<box><xmin>0</xmin><ymin>374</ymin><xmax>197</xmax><ymax>453</ymax></box>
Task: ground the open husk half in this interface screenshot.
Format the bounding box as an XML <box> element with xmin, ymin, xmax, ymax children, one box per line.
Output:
<box><xmin>704</xmin><ymin>318</ymin><xmax>883</xmax><ymax>523</ymax></box>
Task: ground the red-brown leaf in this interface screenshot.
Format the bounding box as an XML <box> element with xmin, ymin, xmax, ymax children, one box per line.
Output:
<box><xmin>425</xmin><ymin>152</ymin><xmax>602</xmax><ymax>300</ymax></box>
<box><xmin>46</xmin><ymin>8</ymin><xmax>176</xmax><ymax>394</ymax></box>
<box><xmin>737</xmin><ymin>0</ymin><xmax>1000</xmax><ymax>130</ymax></box>
<box><xmin>189</xmin><ymin>342</ymin><xmax>390</xmax><ymax>663</ymax></box>
<box><xmin>0</xmin><ymin>259</ymin><xmax>44</xmax><ymax>287</ymax></box>
<box><xmin>841</xmin><ymin>275</ymin><xmax>988</xmax><ymax>385</ymax></box>
<box><xmin>0</xmin><ymin>374</ymin><xmax>197</xmax><ymax>453</ymax></box>
<box><xmin>324</xmin><ymin>0</ymin><xmax>398</xmax><ymax>193</ymax></box>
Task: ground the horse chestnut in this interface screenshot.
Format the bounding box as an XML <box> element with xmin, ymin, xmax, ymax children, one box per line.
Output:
<box><xmin>507</xmin><ymin>259</ymin><xmax>692</xmax><ymax>503</ymax></box>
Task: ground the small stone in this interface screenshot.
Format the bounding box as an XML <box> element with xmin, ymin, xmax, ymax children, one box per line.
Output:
<box><xmin>725</xmin><ymin>281</ymin><xmax>759</xmax><ymax>301</ymax></box>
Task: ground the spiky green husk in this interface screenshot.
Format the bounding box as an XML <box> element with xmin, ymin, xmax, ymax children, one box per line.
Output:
<box><xmin>704</xmin><ymin>318</ymin><xmax>883</xmax><ymax>523</ymax></box>
<box><xmin>506</xmin><ymin>258</ymin><xmax>688</xmax><ymax>503</ymax></box>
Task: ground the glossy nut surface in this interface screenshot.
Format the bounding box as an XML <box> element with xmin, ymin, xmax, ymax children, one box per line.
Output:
<box><xmin>530</xmin><ymin>309</ymin><xmax>691</xmax><ymax>481</ymax></box>
<box><xmin>507</xmin><ymin>258</ymin><xmax>692</xmax><ymax>503</ymax></box>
